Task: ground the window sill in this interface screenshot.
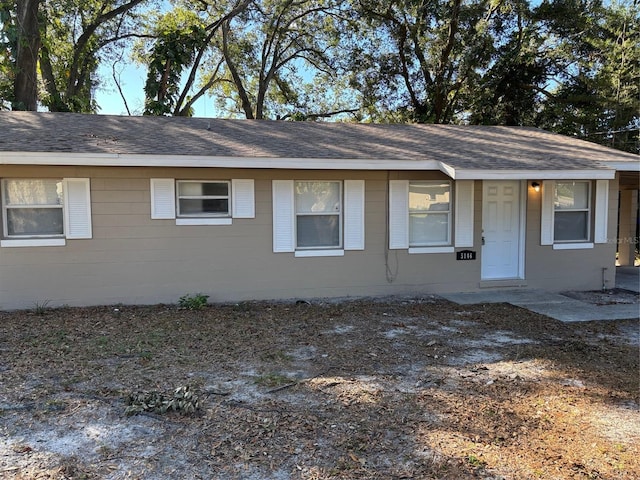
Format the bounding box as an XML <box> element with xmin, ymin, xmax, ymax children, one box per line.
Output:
<box><xmin>176</xmin><ymin>218</ymin><xmax>232</xmax><ymax>226</ymax></box>
<box><xmin>295</xmin><ymin>249</ymin><xmax>345</xmax><ymax>258</ymax></box>
<box><xmin>553</xmin><ymin>243</ymin><xmax>594</xmax><ymax>250</ymax></box>
<box><xmin>408</xmin><ymin>246</ymin><xmax>454</xmax><ymax>254</ymax></box>
<box><xmin>1</xmin><ymin>238</ymin><xmax>66</xmax><ymax>248</ymax></box>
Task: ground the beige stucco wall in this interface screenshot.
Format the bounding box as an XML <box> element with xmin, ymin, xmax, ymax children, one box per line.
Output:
<box><xmin>0</xmin><ymin>165</ymin><xmax>617</xmax><ymax>309</ymax></box>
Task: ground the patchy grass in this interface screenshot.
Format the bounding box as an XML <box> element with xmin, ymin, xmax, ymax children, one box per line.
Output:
<box><xmin>0</xmin><ymin>298</ymin><xmax>638</xmax><ymax>479</ymax></box>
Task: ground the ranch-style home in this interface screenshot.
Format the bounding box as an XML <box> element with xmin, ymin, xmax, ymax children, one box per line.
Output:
<box><xmin>0</xmin><ymin>112</ymin><xmax>637</xmax><ymax>310</ymax></box>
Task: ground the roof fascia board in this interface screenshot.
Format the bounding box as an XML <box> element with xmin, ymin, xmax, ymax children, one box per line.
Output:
<box><xmin>438</xmin><ymin>162</ymin><xmax>457</xmax><ymax>179</ymax></box>
<box><xmin>0</xmin><ymin>153</ymin><xmax>618</xmax><ymax>179</ymax></box>
<box><xmin>600</xmin><ymin>161</ymin><xmax>640</xmax><ymax>172</ymax></box>
<box><xmin>1</xmin><ymin>152</ymin><xmax>446</xmax><ymax>171</ymax></box>
<box><xmin>454</xmin><ymin>169</ymin><xmax>615</xmax><ymax>180</ymax></box>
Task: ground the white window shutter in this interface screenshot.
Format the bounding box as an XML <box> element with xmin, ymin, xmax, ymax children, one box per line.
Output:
<box><xmin>389</xmin><ymin>180</ymin><xmax>409</xmax><ymax>249</ymax></box>
<box><xmin>150</xmin><ymin>178</ymin><xmax>175</xmax><ymax>219</ymax></box>
<box><xmin>63</xmin><ymin>178</ymin><xmax>92</xmax><ymax>239</ymax></box>
<box><xmin>272</xmin><ymin>180</ymin><xmax>295</xmax><ymax>253</ymax></box>
<box><xmin>594</xmin><ymin>179</ymin><xmax>609</xmax><ymax>244</ymax></box>
<box><xmin>344</xmin><ymin>180</ymin><xmax>365</xmax><ymax>250</ymax></box>
<box><xmin>454</xmin><ymin>180</ymin><xmax>474</xmax><ymax>247</ymax></box>
<box><xmin>232</xmin><ymin>179</ymin><xmax>255</xmax><ymax>218</ymax></box>
<box><xmin>540</xmin><ymin>180</ymin><xmax>555</xmax><ymax>245</ymax></box>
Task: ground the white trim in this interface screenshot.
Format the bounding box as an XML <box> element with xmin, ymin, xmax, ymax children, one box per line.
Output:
<box><xmin>594</xmin><ymin>179</ymin><xmax>609</xmax><ymax>244</ymax></box>
<box><xmin>294</xmin><ymin>249</ymin><xmax>345</xmax><ymax>258</ymax></box>
<box><xmin>408</xmin><ymin>246</ymin><xmax>454</xmax><ymax>254</ymax></box>
<box><xmin>540</xmin><ymin>180</ymin><xmax>555</xmax><ymax>246</ymax></box>
<box><xmin>0</xmin><ymin>152</ymin><xmax>621</xmax><ymax>179</ymax></box>
<box><xmin>176</xmin><ymin>218</ymin><xmax>232</xmax><ymax>226</ymax></box>
<box><xmin>454</xmin><ymin>180</ymin><xmax>474</xmax><ymax>247</ymax></box>
<box><xmin>453</xmin><ymin>169</ymin><xmax>615</xmax><ymax>180</ymax></box>
<box><xmin>272</xmin><ymin>180</ymin><xmax>295</xmax><ymax>253</ymax></box>
<box><xmin>0</xmin><ymin>151</ymin><xmax>445</xmax><ymax>171</ymax></box>
<box><xmin>63</xmin><ymin>178</ymin><xmax>92</xmax><ymax>239</ymax></box>
<box><xmin>438</xmin><ymin>162</ymin><xmax>457</xmax><ymax>179</ymax></box>
<box><xmin>518</xmin><ymin>180</ymin><xmax>526</xmax><ymax>280</ymax></box>
<box><xmin>388</xmin><ymin>180</ymin><xmax>409</xmax><ymax>249</ymax></box>
<box><xmin>231</xmin><ymin>179</ymin><xmax>255</xmax><ymax>218</ymax></box>
<box><xmin>600</xmin><ymin>161</ymin><xmax>640</xmax><ymax>172</ymax></box>
<box><xmin>553</xmin><ymin>242</ymin><xmax>594</xmax><ymax>250</ymax></box>
<box><xmin>150</xmin><ymin>178</ymin><xmax>176</xmax><ymax>219</ymax></box>
<box><xmin>343</xmin><ymin>180</ymin><xmax>365</xmax><ymax>250</ymax></box>
<box><xmin>1</xmin><ymin>238</ymin><xmax>66</xmax><ymax>247</ymax></box>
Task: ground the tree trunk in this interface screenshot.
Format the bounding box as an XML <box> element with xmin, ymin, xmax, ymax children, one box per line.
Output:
<box><xmin>13</xmin><ymin>0</ymin><xmax>41</xmax><ymax>110</ymax></box>
<box><xmin>221</xmin><ymin>21</ymin><xmax>255</xmax><ymax>119</ymax></box>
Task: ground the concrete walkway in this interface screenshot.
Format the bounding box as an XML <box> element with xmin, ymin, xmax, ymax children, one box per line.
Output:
<box><xmin>616</xmin><ymin>266</ymin><xmax>640</xmax><ymax>293</ymax></box>
<box><xmin>441</xmin><ymin>267</ymin><xmax>639</xmax><ymax>322</ymax></box>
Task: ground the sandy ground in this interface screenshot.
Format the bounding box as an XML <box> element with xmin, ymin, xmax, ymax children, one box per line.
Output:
<box><xmin>0</xmin><ymin>295</ymin><xmax>638</xmax><ymax>479</ymax></box>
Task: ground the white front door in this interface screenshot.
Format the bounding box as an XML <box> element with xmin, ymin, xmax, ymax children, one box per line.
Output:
<box><xmin>481</xmin><ymin>181</ymin><xmax>522</xmax><ymax>280</ymax></box>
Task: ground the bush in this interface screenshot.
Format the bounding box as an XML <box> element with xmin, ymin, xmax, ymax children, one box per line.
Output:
<box><xmin>178</xmin><ymin>293</ymin><xmax>209</xmax><ymax>310</ymax></box>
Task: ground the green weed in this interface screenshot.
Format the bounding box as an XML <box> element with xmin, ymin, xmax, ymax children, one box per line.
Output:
<box><xmin>178</xmin><ymin>293</ymin><xmax>209</xmax><ymax>310</ymax></box>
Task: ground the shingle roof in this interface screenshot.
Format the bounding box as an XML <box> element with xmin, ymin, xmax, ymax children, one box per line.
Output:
<box><xmin>0</xmin><ymin>112</ymin><xmax>637</xmax><ymax>173</ymax></box>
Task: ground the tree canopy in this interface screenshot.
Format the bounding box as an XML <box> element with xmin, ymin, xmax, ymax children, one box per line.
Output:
<box><xmin>1</xmin><ymin>0</ymin><xmax>638</xmax><ymax>152</ymax></box>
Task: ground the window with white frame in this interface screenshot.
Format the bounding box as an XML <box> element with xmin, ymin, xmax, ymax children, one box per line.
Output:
<box><xmin>553</xmin><ymin>181</ymin><xmax>590</xmax><ymax>242</ymax></box>
<box><xmin>176</xmin><ymin>180</ymin><xmax>230</xmax><ymax>218</ymax></box>
<box><xmin>1</xmin><ymin>178</ymin><xmax>92</xmax><ymax>247</ymax></box>
<box><xmin>272</xmin><ymin>179</ymin><xmax>364</xmax><ymax>256</ymax></box>
<box><xmin>150</xmin><ymin>178</ymin><xmax>255</xmax><ymax>225</ymax></box>
<box><xmin>295</xmin><ymin>181</ymin><xmax>342</xmax><ymax>249</ymax></box>
<box><xmin>2</xmin><ymin>179</ymin><xmax>64</xmax><ymax>237</ymax></box>
<box><xmin>409</xmin><ymin>181</ymin><xmax>451</xmax><ymax>246</ymax></box>
<box><xmin>389</xmin><ymin>179</ymin><xmax>474</xmax><ymax>252</ymax></box>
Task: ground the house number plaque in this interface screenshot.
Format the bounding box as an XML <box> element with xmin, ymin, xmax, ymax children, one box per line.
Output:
<box><xmin>456</xmin><ymin>250</ymin><xmax>476</xmax><ymax>261</ymax></box>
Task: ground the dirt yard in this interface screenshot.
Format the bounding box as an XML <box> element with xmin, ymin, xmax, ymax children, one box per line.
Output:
<box><xmin>0</xmin><ymin>296</ymin><xmax>638</xmax><ymax>479</ymax></box>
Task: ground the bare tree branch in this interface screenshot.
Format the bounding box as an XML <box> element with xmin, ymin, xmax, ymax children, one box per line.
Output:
<box><xmin>67</xmin><ymin>0</ymin><xmax>146</xmax><ymax>97</ymax></box>
<box><xmin>279</xmin><ymin>107</ymin><xmax>359</xmax><ymax>120</ymax></box>
<box><xmin>111</xmin><ymin>53</ymin><xmax>132</xmax><ymax>115</ymax></box>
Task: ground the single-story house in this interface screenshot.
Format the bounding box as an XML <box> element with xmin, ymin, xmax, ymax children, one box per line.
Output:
<box><xmin>0</xmin><ymin>111</ymin><xmax>637</xmax><ymax>310</ymax></box>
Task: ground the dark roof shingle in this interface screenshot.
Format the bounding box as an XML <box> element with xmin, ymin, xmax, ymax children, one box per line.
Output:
<box><xmin>0</xmin><ymin>112</ymin><xmax>637</xmax><ymax>172</ymax></box>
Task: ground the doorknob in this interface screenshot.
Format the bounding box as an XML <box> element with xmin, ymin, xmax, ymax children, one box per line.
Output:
<box><xmin>482</xmin><ymin>236</ymin><xmax>485</xmax><ymax>245</ymax></box>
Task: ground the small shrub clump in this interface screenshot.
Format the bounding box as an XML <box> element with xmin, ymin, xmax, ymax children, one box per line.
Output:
<box><xmin>178</xmin><ymin>293</ymin><xmax>209</xmax><ymax>310</ymax></box>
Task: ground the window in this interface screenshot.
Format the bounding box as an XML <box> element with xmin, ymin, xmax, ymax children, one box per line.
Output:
<box><xmin>409</xmin><ymin>181</ymin><xmax>451</xmax><ymax>246</ymax></box>
<box><xmin>1</xmin><ymin>178</ymin><xmax>92</xmax><ymax>247</ymax></box>
<box><xmin>2</xmin><ymin>179</ymin><xmax>64</xmax><ymax>237</ymax></box>
<box><xmin>389</xmin><ymin>179</ymin><xmax>470</xmax><ymax>253</ymax></box>
<box><xmin>150</xmin><ymin>178</ymin><xmax>255</xmax><ymax>225</ymax></box>
<box><xmin>177</xmin><ymin>181</ymin><xmax>230</xmax><ymax>218</ymax></box>
<box><xmin>541</xmin><ymin>179</ymin><xmax>607</xmax><ymax>249</ymax></box>
<box><xmin>295</xmin><ymin>181</ymin><xmax>342</xmax><ymax>249</ymax></box>
<box><xmin>553</xmin><ymin>181</ymin><xmax>590</xmax><ymax>242</ymax></box>
<box><xmin>272</xmin><ymin>180</ymin><xmax>364</xmax><ymax>256</ymax></box>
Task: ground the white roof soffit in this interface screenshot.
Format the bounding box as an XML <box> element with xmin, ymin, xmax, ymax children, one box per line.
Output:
<box><xmin>0</xmin><ymin>152</ymin><xmax>616</xmax><ymax>179</ymax></box>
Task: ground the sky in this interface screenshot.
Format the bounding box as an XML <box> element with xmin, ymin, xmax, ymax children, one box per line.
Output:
<box><xmin>94</xmin><ymin>62</ymin><xmax>145</xmax><ymax>115</ymax></box>
<box><xmin>94</xmin><ymin>61</ymin><xmax>213</xmax><ymax>117</ymax></box>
